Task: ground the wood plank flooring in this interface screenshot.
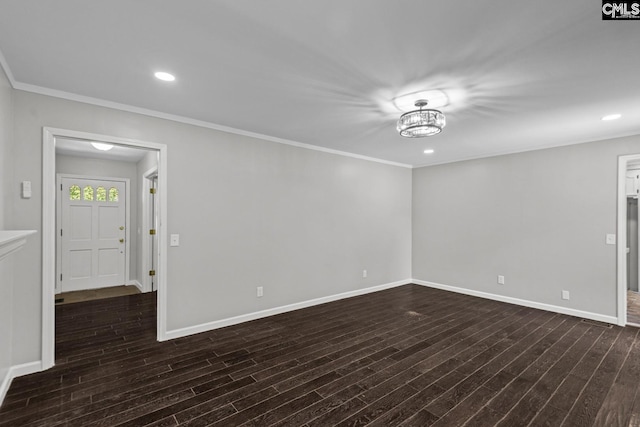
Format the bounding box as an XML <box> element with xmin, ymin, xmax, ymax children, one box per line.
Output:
<box><xmin>627</xmin><ymin>290</ymin><xmax>640</xmax><ymax>326</ymax></box>
<box><xmin>2</xmin><ymin>284</ymin><xmax>640</xmax><ymax>426</ymax></box>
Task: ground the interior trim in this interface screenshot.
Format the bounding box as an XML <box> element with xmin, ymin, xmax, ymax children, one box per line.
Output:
<box><xmin>0</xmin><ymin>55</ymin><xmax>409</xmax><ymax>169</ymax></box>
<box><xmin>129</xmin><ymin>280</ymin><xmax>143</xmax><ymax>293</ymax></box>
<box><xmin>413</xmin><ymin>279</ymin><xmax>618</xmax><ymax>325</ymax></box>
<box><xmin>14</xmin><ymin>81</ymin><xmax>411</xmax><ymax>169</ymax></box>
<box><xmin>164</xmin><ymin>279</ymin><xmax>412</xmax><ymax>341</ymax></box>
<box><xmin>42</xmin><ymin>128</ymin><xmax>169</xmax><ymax>371</ymax></box>
<box><xmin>0</xmin><ymin>230</ymin><xmax>36</xmax><ymax>262</ymax></box>
<box><xmin>0</xmin><ymin>361</ymin><xmax>42</xmax><ymax>406</ymax></box>
<box><xmin>616</xmin><ymin>154</ymin><xmax>640</xmax><ymax>327</ymax></box>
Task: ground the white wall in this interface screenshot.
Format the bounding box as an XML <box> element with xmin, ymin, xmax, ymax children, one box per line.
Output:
<box><xmin>413</xmin><ymin>134</ymin><xmax>640</xmax><ymax>319</ymax></box>
<box><xmin>10</xmin><ymin>90</ymin><xmax>412</xmax><ymax>365</ymax></box>
<box><xmin>0</xmin><ymin>70</ymin><xmax>10</xmax><ymax>229</ymax></box>
<box><xmin>0</xmin><ymin>61</ymin><xmax>13</xmax><ymax>393</ymax></box>
<box><xmin>56</xmin><ymin>154</ymin><xmax>140</xmax><ymax>283</ymax></box>
<box><xmin>6</xmin><ymin>74</ymin><xmax>640</xmax><ymax>379</ymax></box>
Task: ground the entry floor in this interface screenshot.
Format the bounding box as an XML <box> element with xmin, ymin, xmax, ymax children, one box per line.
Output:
<box><xmin>3</xmin><ymin>285</ymin><xmax>640</xmax><ymax>426</ymax></box>
<box><xmin>55</xmin><ymin>284</ymin><xmax>141</xmax><ymax>305</ymax></box>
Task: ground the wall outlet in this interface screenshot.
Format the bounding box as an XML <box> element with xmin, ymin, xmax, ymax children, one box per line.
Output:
<box><xmin>362</xmin><ymin>269</ymin><xmax>367</xmax><ymax>278</ymax></box>
<box><xmin>257</xmin><ymin>286</ymin><xmax>263</xmax><ymax>297</ymax></box>
<box><xmin>562</xmin><ymin>290</ymin><xmax>570</xmax><ymax>300</ymax></box>
<box><xmin>497</xmin><ymin>275</ymin><xmax>505</xmax><ymax>285</ymax></box>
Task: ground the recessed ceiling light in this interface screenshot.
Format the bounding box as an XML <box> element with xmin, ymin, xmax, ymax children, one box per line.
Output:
<box><xmin>91</xmin><ymin>142</ymin><xmax>114</xmax><ymax>151</ymax></box>
<box><xmin>154</xmin><ymin>71</ymin><xmax>175</xmax><ymax>82</ymax></box>
<box><xmin>424</xmin><ymin>149</ymin><xmax>435</xmax><ymax>154</ymax></box>
<box><xmin>602</xmin><ymin>113</ymin><xmax>621</xmax><ymax>121</ymax></box>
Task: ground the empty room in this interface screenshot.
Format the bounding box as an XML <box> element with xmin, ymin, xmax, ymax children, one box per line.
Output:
<box><xmin>1</xmin><ymin>1</ymin><xmax>640</xmax><ymax>426</ymax></box>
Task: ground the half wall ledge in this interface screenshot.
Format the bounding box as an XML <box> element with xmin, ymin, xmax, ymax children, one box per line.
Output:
<box><xmin>0</xmin><ymin>230</ymin><xmax>37</xmax><ymax>261</ymax></box>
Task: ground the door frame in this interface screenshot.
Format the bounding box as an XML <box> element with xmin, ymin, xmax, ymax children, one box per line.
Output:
<box><xmin>141</xmin><ymin>166</ymin><xmax>158</xmax><ymax>292</ymax></box>
<box><xmin>617</xmin><ymin>154</ymin><xmax>640</xmax><ymax>326</ymax></box>
<box><xmin>43</xmin><ymin>127</ymin><xmax>169</xmax><ymax>370</ymax></box>
<box><xmin>55</xmin><ymin>174</ymin><xmax>131</xmax><ymax>294</ymax></box>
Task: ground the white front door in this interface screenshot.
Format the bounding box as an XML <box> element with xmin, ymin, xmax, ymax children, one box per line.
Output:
<box><xmin>59</xmin><ymin>177</ymin><xmax>127</xmax><ymax>292</ymax></box>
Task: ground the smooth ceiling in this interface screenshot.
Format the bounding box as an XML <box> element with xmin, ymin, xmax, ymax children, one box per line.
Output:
<box><xmin>55</xmin><ymin>138</ymin><xmax>151</xmax><ymax>162</ymax></box>
<box><xmin>1</xmin><ymin>0</ymin><xmax>639</xmax><ymax>167</ymax></box>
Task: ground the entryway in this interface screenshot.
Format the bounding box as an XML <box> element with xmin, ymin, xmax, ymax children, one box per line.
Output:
<box><xmin>42</xmin><ymin>128</ymin><xmax>169</xmax><ymax>371</ymax></box>
<box><xmin>55</xmin><ymin>285</ymin><xmax>140</xmax><ymax>305</ymax></box>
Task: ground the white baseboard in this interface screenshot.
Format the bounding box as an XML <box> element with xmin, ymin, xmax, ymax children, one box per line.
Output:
<box><xmin>413</xmin><ymin>279</ymin><xmax>618</xmax><ymax>325</ymax></box>
<box><xmin>129</xmin><ymin>280</ymin><xmax>144</xmax><ymax>293</ymax></box>
<box><xmin>165</xmin><ymin>279</ymin><xmax>412</xmax><ymax>341</ymax></box>
<box><xmin>0</xmin><ymin>361</ymin><xmax>42</xmax><ymax>406</ymax></box>
<box><xmin>0</xmin><ymin>368</ymin><xmax>10</xmax><ymax>407</ymax></box>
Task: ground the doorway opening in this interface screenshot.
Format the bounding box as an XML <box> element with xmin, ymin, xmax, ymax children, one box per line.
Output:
<box><xmin>624</xmin><ymin>160</ymin><xmax>640</xmax><ymax>326</ymax></box>
<box><xmin>42</xmin><ymin>128</ymin><xmax>168</xmax><ymax>370</ymax></box>
<box><xmin>617</xmin><ymin>153</ymin><xmax>640</xmax><ymax>327</ymax></box>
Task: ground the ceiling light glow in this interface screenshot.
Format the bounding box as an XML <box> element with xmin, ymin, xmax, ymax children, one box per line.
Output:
<box><xmin>602</xmin><ymin>113</ymin><xmax>621</xmax><ymax>121</ymax></box>
<box><xmin>154</xmin><ymin>71</ymin><xmax>175</xmax><ymax>82</ymax></box>
<box><xmin>393</xmin><ymin>89</ymin><xmax>449</xmax><ymax>112</ymax></box>
<box><xmin>424</xmin><ymin>149</ymin><xmax>435</xmax><ymax>154</ymax></box>
<box><xmin>91</xmin><ymin>142</ymin><xmax>114</xmax><ymax>151</ymax></box>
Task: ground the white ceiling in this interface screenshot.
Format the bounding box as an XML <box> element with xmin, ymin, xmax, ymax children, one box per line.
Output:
<box><xmin>1</xmin><ymin>1</ymin><xmax>639</xmax><ymax>167</ymax></box>
<box><xmin>56</xmin><ymin>138</ymin><xmax>150</xmax><ymax>163</ymax></box>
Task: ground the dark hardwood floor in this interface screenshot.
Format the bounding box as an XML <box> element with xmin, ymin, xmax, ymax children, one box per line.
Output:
<box><xmin>628</xmin><ymin>290</ymin><xmax>640</xmax><ymax>326</ymax></box>
<box><xmin>2</xmin><ymin>284</ymin><xmax>640</xmax><ymax>426</ymax></box>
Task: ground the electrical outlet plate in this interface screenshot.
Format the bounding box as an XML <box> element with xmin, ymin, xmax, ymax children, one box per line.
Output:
<box><xmin>22</xmin><ymin>181</ymin><xmax>32</xmax><ymax>199</ymax></box>
<box><xmin>257</xmin><ymin>286</ymin><xmax>263</xmax><ymax>297</ymax></box>
<box><xmin>362</xmin><ymin>270</ymin><xmax>367</xmax><ymax>278</ymax></box>
<box><xmin>497</xmin><ymin>275</ymin><xmax>505</xmax><ymax>285</ymax></box>
<box><xmin>562</xmin><ymin>290</ymin><xmax>570</xmax><ymax>300</ymax></box>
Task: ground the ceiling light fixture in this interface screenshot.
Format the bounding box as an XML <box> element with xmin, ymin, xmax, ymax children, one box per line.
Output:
<box><xmin>397</xmin><ymin>100</ymin><xmax>446</xmax><ymax>138</ymax></box>
<box><xmin>601</xmin><ymin>113</ymin><xmax>621</xmax><ymax>121</ymax></box>
<box><xmin>393</xmin><ymin>89</ymin><xmax>449</xmax><ymax>111</ymax></box>
<box><xmin>91</xmin><ymin>142</ymin><xmax>114</xmax><ymax>151</ymax></box>
<box><xmin>423</xmin><ymin>149</ymin><xmax>435</xmax><ymax>154</ymax></box>
<box><xmin>154</xmin><ymin>71</ymin><xmax>175</xmax><ymax>82</ymax></box>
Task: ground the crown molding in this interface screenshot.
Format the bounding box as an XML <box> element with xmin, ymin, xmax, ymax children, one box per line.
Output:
<box><xmin>0</xmin><ymin>44</ymin><xmax>410</xmax><ymax>170</ymax></box>
<box><xmin>0</xmin><ymin>48</ymin><xmax>16</xmax><ymax>87</ymax></box>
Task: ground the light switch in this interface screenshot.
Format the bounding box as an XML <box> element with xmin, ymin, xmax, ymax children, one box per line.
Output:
<box><xmin>170</xmin><ymin>234</ymin><xmax>179</xmax><ymax>247</ymax></box>
<box><xmin>606</xmin><ymin>234</ymin><xmax>616</xmax><ymax>245</ymax></box>
<box><xmin>22</xmin><ymin>181</ymin><xmax>31</xmax><ymax>199</ymax></box>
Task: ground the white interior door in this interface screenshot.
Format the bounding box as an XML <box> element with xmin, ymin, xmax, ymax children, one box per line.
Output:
<box><xmin>150</xmin><ymin>175</ymin><xmax>158</xmax><ymax>291</ymax></box>
<box><xmin>59</xmin><ymin>177</ymin><xmax>126</xmax><ymax>292</ymax></box>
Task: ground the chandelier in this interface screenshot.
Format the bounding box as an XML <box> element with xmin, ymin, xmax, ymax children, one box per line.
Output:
<box><xmin>397</xmin><ymin>99</ymin><xmax>446</xmax><ymax>138</ymax></box>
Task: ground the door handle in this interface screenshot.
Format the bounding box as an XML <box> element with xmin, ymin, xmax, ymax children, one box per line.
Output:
<box><xmin>119</xmin><ymin>239</ymin><xmax>125</xmax><ymax>243</ymax></box>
